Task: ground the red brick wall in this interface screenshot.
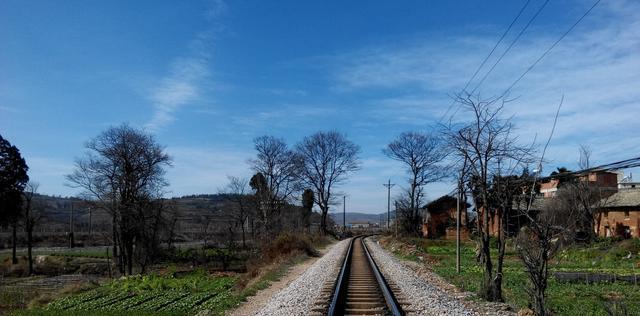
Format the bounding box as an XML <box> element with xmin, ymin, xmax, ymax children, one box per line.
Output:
<box><xmin>597</xmin><ymin>209</ymin><xmax>640</xmax><ymax>238</ymax></box>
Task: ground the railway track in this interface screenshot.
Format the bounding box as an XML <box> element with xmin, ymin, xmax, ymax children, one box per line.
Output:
<box><xmin>327</xmin><ymin>236</ymin><xmax>404</xmax><ymax>316</ymax></box>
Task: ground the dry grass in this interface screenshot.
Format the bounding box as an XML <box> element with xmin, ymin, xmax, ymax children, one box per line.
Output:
<box><xmin>27</xmin><ymin>278</ymin><xmax>100</xmax><ymax>309</ymax></box>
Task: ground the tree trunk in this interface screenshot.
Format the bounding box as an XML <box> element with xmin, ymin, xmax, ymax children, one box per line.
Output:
<box><xmin>530</xmin><ymin>235</ymin><xmax>550</xmax><ymax>316</ymax></box>
<box><xmin>250</xmin><ymin>218</ymin><xmax>255</xmax><ymax>239</ymax></box>
<box><xmin>241</xmin><ymin>221</ymin><xmax>246</xmax><ymax>248</ymax></box>
<box><xmin>11</xmin><ymin>224</ymin><xmax>17</xmax><ymax>264</ymax></box>
<box><xmin>320</xmin><ymin>208</ymin><xmax>328</xmax><ymax>235</ymax></box>
<box><xmin>27</xmin><ymin>224</ymin><xmax>33</xmax><ymax>275</ymax></box>
<box><xmin>480</xmin><ymin>189</ymin><xmax>495</xmax><ymax>301</ymax></box>
<box><xmin>494</xmin><ymin>208</ymin><xmax>505</xmax><ymax>302</ymax></box>
<box><xmin>112</xmin><ymin>216</ymin><xmax>122</xmax><ymax>274</ymax></box>
<box><xmin>126</xmin><ymin>237</ymin><xmax>134</xmax><ymax>275</ymax></box>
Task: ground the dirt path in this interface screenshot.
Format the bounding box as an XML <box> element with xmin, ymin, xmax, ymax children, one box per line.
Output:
<box><xmin>227</xmin><ymin>242</ymin><xmax>337</xmax><ymax>316</ymax></box>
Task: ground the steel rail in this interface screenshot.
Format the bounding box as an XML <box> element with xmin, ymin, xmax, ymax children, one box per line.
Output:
<box><xmin>327</xmin><ymin>237</ymin><xmax>355</xmax><ymax>316</ymax></box>
<box><xmin>361</xmin><ymin>237</ymin><xmax>403</xmax><ymax>316</ymax></box>
<box><xmin>327</xmin><ymin>236</ymin><xmax>404</xmax><ymax>316</ymax></box>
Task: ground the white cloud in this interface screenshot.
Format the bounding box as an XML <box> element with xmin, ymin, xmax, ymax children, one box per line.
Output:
<box><xmin>330</xmin><ymin>0</ymin><xmax>640</xmax><ymax>171</ymax></box>
<box><xmin>145</xmin><ymin>48</ymin><xmax>211</xmax><ymax>132</ymax></box>
<box><xmin>144</xmin><ymin>1</ymin><xmax>226</xmax><ymax>132</ymax></box>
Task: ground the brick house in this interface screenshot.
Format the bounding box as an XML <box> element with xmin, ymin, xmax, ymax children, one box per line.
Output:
<box><xmin>479</xmin><ymin>171</ymin><xmax>636</xmax><ymax>238</ymax></box>
<box><xmin>597</xmin><ymin>189</ymin><xmax>640</xmax><ymax>238</ymax></box>
<box><xmin>539</xmin><ymin>171</ymin><xmax>618</xmax><ymax>198</ymax></box>
<box><xmin>421</xmin><ymin>195</ymin><xmax>470</xmax><ymax>239</ymax></box>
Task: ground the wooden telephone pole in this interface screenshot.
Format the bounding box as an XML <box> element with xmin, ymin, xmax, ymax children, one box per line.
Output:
<box><xmin>383</xmin><ymin>180</ymin><xmax>395</xmax><ymax>230</ymax></box>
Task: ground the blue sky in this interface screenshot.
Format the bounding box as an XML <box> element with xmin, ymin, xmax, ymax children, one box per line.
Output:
<box><xmin>1</xmin><ymin>0</ymin><xmax>639</xmax><ymax>214</ymax></box>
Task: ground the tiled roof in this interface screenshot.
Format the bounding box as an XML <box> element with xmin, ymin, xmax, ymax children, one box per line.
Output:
<box><xmin>513</xmin><ymin>197</ymin><xmax>547</xmax><ymax>211</ymax></box>
<box><xmin>603</xmin><ymin>189</ymin><xmax>640</xmax><ymax>208</ymax></box>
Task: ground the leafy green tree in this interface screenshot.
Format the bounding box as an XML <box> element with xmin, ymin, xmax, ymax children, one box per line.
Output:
<box><xmin>0</xmin><ymin>134</ymin><xmax>29</xmax><ymax>264</ymax></box>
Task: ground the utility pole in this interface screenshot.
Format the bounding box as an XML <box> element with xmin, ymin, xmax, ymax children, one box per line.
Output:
<box><xmin>456</xmin><ymin>189</ymin><xmax>461</xmax><ymax>274</ymax></box>
<box><xmin>343</xmin><ymin>195</ymin><xmax>346</xmax><ymax>232</ymax></box>
<box><xmin>383</xmin><ymin>180</ymin><xmax>395</xmax><ymax>230</ymax></box>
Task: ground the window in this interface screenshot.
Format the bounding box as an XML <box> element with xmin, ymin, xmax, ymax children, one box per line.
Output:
<box><xmin>604</xmin><ymin>211</ymin><xmax>609</xmax><ymax>218</ymax></box>
<box><xmin>624</xmin><ymin>210</ymin><xmax>630</xmax><ymax>219</ymax></box>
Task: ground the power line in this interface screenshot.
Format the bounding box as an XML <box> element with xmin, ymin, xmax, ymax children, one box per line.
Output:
<box><xmin>438</xmin><ymin>0</ymin><xmax>532</xmax><ymax>124</ymax></box>
<box><xmin>540</xmin><ymin>156</ymin><xmax>640</xmax><ymax>182</ymax></box>
<box><xmin>448</xmin><ymin>0</ymin><xmax>601</xmax><ymax>121</ymax></box>
<box><xmin>469</xmin><ymin>0</ymin><xmax>550</xmax><ymax>95</ymax></box>
<box><xmin>501</xmin><ymin>0</ymin><xmax>602</xmax><ymax>97</ymax></box>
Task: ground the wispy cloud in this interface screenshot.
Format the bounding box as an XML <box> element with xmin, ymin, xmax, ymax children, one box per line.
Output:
<box><xmin>329</xmin><ymin>0</ymin><xmax>640</xmax><ymax>169</ymax></box>
<box><xmin>144</xmin><ymin>1</ymin><xmax>226</xmax><ymax>132</ymax></box>
<box><xmin>145</xmin><ymin>56</ymin><xmax>209</xmax><ymax>131</ymax></box>
<box><xmin>229</xmin><ymin>104</ymin><xmax>344</xmax><ymax>133</ymax></box>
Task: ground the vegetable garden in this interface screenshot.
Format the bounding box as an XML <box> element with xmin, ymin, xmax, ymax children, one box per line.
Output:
<box><xmin>32</xmin><ymin>272</ymin><xmax>242</xmax><ymax>316</ymax></box>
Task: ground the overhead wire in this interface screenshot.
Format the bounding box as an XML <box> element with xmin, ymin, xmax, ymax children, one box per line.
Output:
<box><xmin>500</xmin><ymin>0</ymin><xmax>602</xmax><ymax>97</ymax></box>
<box><xmin>469</xmin><ymin>0</ymin><xmax>551</xmax><ymax>95</ymax></box>
<box><xmin>437</xmin><ymin>0</ymin><xmax>532</xmax><ymax>124</ymax></box>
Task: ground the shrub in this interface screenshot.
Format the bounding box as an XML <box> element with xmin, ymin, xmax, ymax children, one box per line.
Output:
<box><xmin>261</xmin><ymin>232</ymin><xmax>319</xmax><ymax>263</ymax></box>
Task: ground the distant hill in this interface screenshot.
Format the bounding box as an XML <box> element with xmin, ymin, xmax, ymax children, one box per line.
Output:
<box><xmin>17</xmin><ymin>193</ymin><xmax>396</xmax><ymax>234</ymax></box>
<box><xmin>329</xmin><ymin>211</ymin><xmax>394</xmax><ymax>225</ymax></box>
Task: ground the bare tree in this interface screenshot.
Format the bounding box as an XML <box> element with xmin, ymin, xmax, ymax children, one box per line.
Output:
<box><xmin>296</xmin><ymin>131</ymin><xmax>360</xmax><ymax>234</ymax></box>
<box><xmin>66</xmin><ymin>124</ymin><xmax>171</xmax><ymax>275</ymax></box>
<box><xmin>221</xmin><ymin>176</ymin><xmax>253</xmax><ymax>248</ymax></box>
<box><xmin>135</xmin><ymin>198</ymin><xmax>174</xmax><ymax>274</ymax></box>
<box><xmin>384</xmin><ymin>131</ymin><xmax>446</xmax><ymax>235</ymax></box>
<box><xmin>199</xmin><ymin>213</ymin><xmax>215</xmax><ymax>249</ymax></box>
<box><xmin>559</xmin><ymin>178</ymin><xmax>608</xmax><ymax>242</ymax></box>
<box><xmin>163</xmin><ymin>200</ymin><xmax>179</xmax><ymax>250</ymax></box>
<box><xmin>23</xmin><ymin>182</ymin><xmax>43</xmax><ymax>276</ymax></box>
<box><xmin>578</xmin><ymin>144</ymin><xmax>592</xmax><ymax>170</ymax></box>
<box><xmin>550</xmin><ymin>146</ymin><xmax>611</xmax><ymax>242</ymax></box>
<box><xmin>515</xmin><ymin>195</ymin><xmax>572</xmax><ymax>316</ymax></box>
<box><xmin>445</xmin><ymin>93</ymin><xmax>532</xmax><ymax>302</ymax></box>
<box><xmin>249</xmin><ymin>136</ymin><xmax>300</xmax><ymax>236</ymax></box>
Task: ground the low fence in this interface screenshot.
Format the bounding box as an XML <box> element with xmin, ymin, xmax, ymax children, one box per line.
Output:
<box><xmin>554</xmin><ymin>271</ymin><xmax>639</xmax><ymax>285</ymax></box>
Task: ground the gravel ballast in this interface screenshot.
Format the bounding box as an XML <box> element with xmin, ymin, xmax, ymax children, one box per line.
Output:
<box><xmin>255</xmin><ymin>239</ymin><xmax>350</xmax><ymax>316</ymax></box>
<box><xmin>365</xmin><ymin>237</ymin><xmax>477</xmax><ymax>316</ymax></box>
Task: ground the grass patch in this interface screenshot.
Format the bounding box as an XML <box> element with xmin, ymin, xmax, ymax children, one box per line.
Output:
<box><xmin>381</xmin><ymin>237</ymin><xmax>640</xmax><ymax>316</ymax></box>
<box><xmin>46</xmin><ymin>250</ymin><xmax>110</xmax><ymax>259</ymax></box>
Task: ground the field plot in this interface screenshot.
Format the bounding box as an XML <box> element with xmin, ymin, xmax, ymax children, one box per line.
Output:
<box><xmin>20</xmin><ymin>271</ymin><xmax>242</xmax><ymax>316</ymax></box>
<box><xmin>382</xmin><ymin>237</ymin><xmax>640</xmax><ymax>316</ymax></box>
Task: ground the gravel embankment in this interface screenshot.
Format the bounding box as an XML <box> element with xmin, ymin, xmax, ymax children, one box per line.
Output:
<box><xmin>365</xmin><ymin>237</ymin><xmax>478</xmax><ymax>316</ymax></box>
<box><xmin>255</xmin><ymin>239</ymin><xmax>350</xmax><ymax>316</ymax></box>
